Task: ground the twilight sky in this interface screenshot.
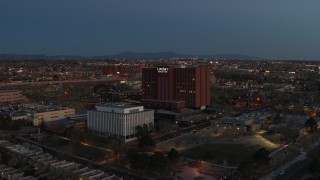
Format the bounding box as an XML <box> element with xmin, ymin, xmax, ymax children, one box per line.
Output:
<box><xmin>1</xmin><ymin>0</ymin><xmax>320</xmax><ymax>60</ymax></box>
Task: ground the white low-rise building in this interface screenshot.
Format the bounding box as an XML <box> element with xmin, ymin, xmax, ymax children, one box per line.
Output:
<box><xmin>87</xmin><ymin>103</ymin><xmax>154</xmax><ymax>142</ymax></box>
<box><xmin>32</xmin><ymin>107</ymin><xmax>75</xmax><ymax>126</ymax></box>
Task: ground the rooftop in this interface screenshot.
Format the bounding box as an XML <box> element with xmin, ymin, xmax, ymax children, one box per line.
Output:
<box><xmin>100</xmin><ymin>103</ymin><xmax>140</xmax><ymax>109</ymax></box>
<box><xmin>142</xmin><ymin>99</ymin><xmax>186</xmax><ymax>103</ymax></box>
<box><xmin>0</xmin><ymin>104</ymin><xmax>74</xmax><ymax>118</ymax></box>
<box><xmin>0</xmin><ymin>90</ymin><xmax>21</xmax><ymax>93</ymax></box>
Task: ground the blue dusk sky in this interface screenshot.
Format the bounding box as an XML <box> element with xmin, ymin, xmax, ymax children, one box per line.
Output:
<box><xmin>0</xmin><ymin>0</ymin><xmax>320</xmax><ymax>60</ymax></box>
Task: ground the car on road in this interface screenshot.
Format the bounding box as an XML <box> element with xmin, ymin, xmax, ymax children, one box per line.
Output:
<box><xmin>278</xmin><ymin>169</ymin><xmax>285</xmax><ymax>175</ymax></box>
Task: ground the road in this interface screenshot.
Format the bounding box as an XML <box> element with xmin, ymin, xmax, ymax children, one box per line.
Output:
<box><xmin>273</xmin><ymin>159</ymin><xmax>309</xmax><ymax>180</ymax></box>
<box><xmin>0</xmin><ymin>79</ymin><xmax>107</xmax><ymax>87</ymax></box>
<box><xmin>262</xmin><ymin>139</ymin><xmax>320</xmax><ymax>180</ymax></box>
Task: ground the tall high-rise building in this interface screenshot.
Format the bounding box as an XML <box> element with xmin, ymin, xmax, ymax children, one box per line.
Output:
<box><xmin>141</xmin><ymin>66</ymin><xmax>210</xmax><ymax>109</ymax></box>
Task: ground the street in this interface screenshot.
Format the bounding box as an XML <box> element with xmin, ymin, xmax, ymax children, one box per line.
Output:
<box><xmin>273</xmin><ymin>159</ymin><xmax>309</xmax><ymax>180</ymax></box>
<box><xmin>0</xmin><ymin>79</ymin><xmax>107</xmax><ymax>87</ymax></box>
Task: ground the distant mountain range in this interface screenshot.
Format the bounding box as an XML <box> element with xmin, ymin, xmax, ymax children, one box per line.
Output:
<box><xmin>0</xmin><ymin>51</ymin><xmax>261</xmax><ymax>60</ymax></box>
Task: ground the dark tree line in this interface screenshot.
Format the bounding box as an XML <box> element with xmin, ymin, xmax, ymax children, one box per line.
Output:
<box><xmin>126</xmin><ymin>149</ymin><xmax>168</xmax><ymax>171</ymax></box>
<box><xmin>126</xmin><ymin>147</ymin><xmax>179</xmax><ymax>172</ymax></box>
<box><xmin>236</xmin><ymin>147</ymin><xmax>270</xmax><ymax>179</ymax></box>
<box><xmin>305</xmin><ymin>117</ymin><xmax>318</xmax><ymax>133</ymax></box>
<box><xmin>136</xmin><ymin>124</ymin><xmax>155</xmax><ymax>148</ymax></box>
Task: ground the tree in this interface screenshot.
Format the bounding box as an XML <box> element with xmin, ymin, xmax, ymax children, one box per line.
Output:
<box><xmin>273</xmin><ymin>113</ymin><xmax>283</xmax><ymax>124</ymax></box>
<box><xmin>236</xmin><ymin>161</ymin><xmax>256</xmax><ymax>180</ymax></box>
<box><xmin>126</xmin><ymin>149</ymin><xmax>141</xmax><ymax>169</ymax></box>
<box><xmin>109</xmin><ymin>139</ymin><xmax>124</xmax><ymax>161</ymax></box>
<box><xmin>136</xmin><ymin>125</ymin><xmax>148</xmax><ymax>137</ymax></box>
<box><xmin>70</xmin><ymin>127</ymin><xmax>82</xmax><ymax>147</ymax></box>
<box><xmin>136</xmin><ymin>125</ymin><xmax>155</xmax><ymax>148</ymax></box>
<box><xmin>309</xmin><ymin>159</ymin><xmax>320</xmax><ymax>174</ymax></box>
<box><xmin>126</xmin><ymin>148</ymin><xmax>138</xmax><ymax>160</ymax></box>
<box><xmin>151</xmin><ymin>152</ymin><xmax>168</xmax><ymax>170</ymax></box>
<box><xmin>279</xmin><ymin>126</ymin><xmax>298</xmax><ymax>141</ymax></box>
<box><xmin>0</xmin><ymin>147</ymin><xmax>11</xmax><ymax>164</ymax></box>
<box><xmin>305</xmin><ymin>117</ymin><xmax>318</xmax><ymax>133</ymax></box>
<box><xmin>138</xmin><ymin>134</ymin><xmax>155</xmax><ymax>148</ymax></box>
<box><xmin>307</xmin><ymin>148</ymin><xmax>320</xmax><ymax>160</ymax></box>
<box><xmin>39</xmin><ymin>119</ymin><xmax>46</xmax><ymax>131</ymax></box>
<box><xmin>0</xmin><ymin>114</ymin><xmax>11</xmax><ymax>130</ymax></box>
<box><xmin>148</xmin><ymin>122</ymin><xmax>154</xmax><ymax>132</ymax></box>
<box><xmin>253</xmin><ymin>148</ymin><xmax>270</xmax><ymax>165</ymax></box>
<box><xmin>8</xmin><ymin>155</ymin><xmax>20</xmax><ymax>168</ymax></box>
<box><xmin>126</xmin><ymin>149</ymin><xmax>149</xmax><ymax>170</ymax></box>
<box><xmin>168</xmin><ymin>148</ymin><xmax>179</xmax><ymax>161</ymax></box>
<box><xmin>202</xmin><ymin>152</ymin><xmax>212</xmax><ymax>160</ymax></box>
<box><xmin>11</xmin><ymin>122</ymin><xmax>21</xmax><ymax>131</ymax></box>
<box><xmin>155</xmin><ymin>120</ymin><xmax>172</xmax><ymax>132</ymax></box>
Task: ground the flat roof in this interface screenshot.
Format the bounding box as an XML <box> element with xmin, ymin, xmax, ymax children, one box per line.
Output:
<box><xmin>142</xmin><ymin>99</ymin><xmax>186</xmax><ymax>103</ymax></box>
<box><xmin>100</xmin><ymin>103</ymin><xmax>141</xmax><ymax>109</ymax></box>
<box><xmin>45</xmin><ymin>117</ymin><xmax>87</xmax><ymax>126</ymax></box>
<box><xmin>0</xmin><ymin>90</ymin><xmax>21</xmax><ymax>93</ymax></box>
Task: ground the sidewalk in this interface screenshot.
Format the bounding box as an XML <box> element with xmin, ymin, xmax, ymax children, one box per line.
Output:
<box><xmin>269</xmin><ymin>142</ymin><xmax>291</xmax><ymax>157</ymax></box>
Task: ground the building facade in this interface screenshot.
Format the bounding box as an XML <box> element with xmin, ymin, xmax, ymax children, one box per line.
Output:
<box><xmin>0</xmin><ymin>90</ymin><xmax>26</xmax><ymax>104</ymax></box>
<box><xmin>142</xmin><ymin>66</ymin><xmax>211</xmax><ymax>109</ymax></box>
<box><xmin>32</xmin><ymin>108</ymin><xmax>75</xmax><ymax>126</ymax></box>
<box><xmin>87</xmin><ymin>103</ymin><xmax>154</xmax><ymax>142</ymax></box>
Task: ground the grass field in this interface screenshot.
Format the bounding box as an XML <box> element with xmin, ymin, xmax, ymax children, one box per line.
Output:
<box><xmin>181</xmin><ymin>143</ymin><xmax>263</xmax><ymax>166</ymax></box>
